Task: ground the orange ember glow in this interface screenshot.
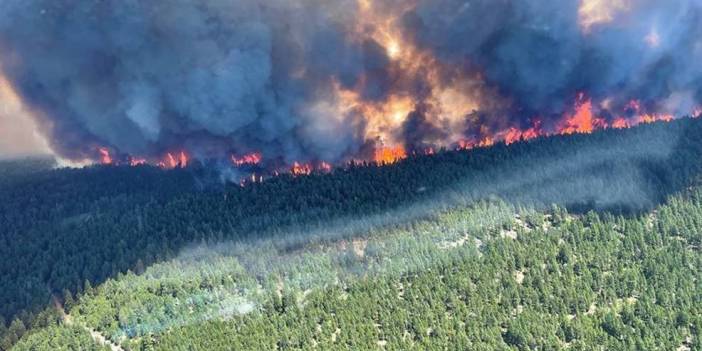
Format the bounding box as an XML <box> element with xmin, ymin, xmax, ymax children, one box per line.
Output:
<box><xmin>503</xmin><ymin>128</ymin><xmax>524</xmax><ymax>145</ymax></box>
<box><xmin>611</xmin><ymin>118</ymin><xmax>629</xmax><ymax>129</ymax></box>
<box><xmin>579</xmin><ymin>0</ymin><xmax>630</xmax><ymax>32</ymax></box>
<box><xmin>501</xmin><ymin>121</ymin><xmax>541</xmax><ymax>145</ymax></box>
<box><xmin>319</xmin><ymin>161</ymin><xmax>333</xmax><ymax>173</ymax></box>
<box><xmin>98</xmin><ymin>147</ymin><xmax>113</xmax><ymax>165</ymax></box>
<box><xmin>374</xmin><ymin>145</ymin><xmax>407</xmax><ymax>164</ymax></box>
<box><xmin>457</xmin><ymin>137</ymin><xmax>495</xmax><ymax>150</ymax></box>
<box><xmin>558</xmin><ymin>95</ymin><xmax>607</xmax><ymax>134</ymax></box>
<box><xmin>89</xmin><ymin>90</ymin><xmax>698</xmax><ymax>183</ymax></box>
<box><xmin>129</xmin><ymin>157</ymin><xmax>147</xmax><ymax>166</ymax></box>
<box><xmin>624</xmin><ymin>99</ymin><xmax>674</xmax><ymax>125</ymax></box>
<box><xmin>451</xmin><ymin>94</ymin><xmax>693</xmax><ymax>153</ymax></box>
<box><xmin>637</xmin><ymin>113</ymin><xmax>673</xmax><ymax>124</ymax></box>
<box><xmin>291</xmin><ymin>162</ymin><xmax>313</xmax><ymax>176</ymax></box>
<box><xmin>231</xmin><ymin>152</ymin><xmax>263</xmax><ymax>167</ymax></box>
<box><xmin>322</xmin><ymin>0</ymin><xmax>489</xmax><ymax>150</ymax></box>
<box><xmin>161</xmin><ymin>151</ymin><xmax>188</xmax><ymax>169</ymax></box>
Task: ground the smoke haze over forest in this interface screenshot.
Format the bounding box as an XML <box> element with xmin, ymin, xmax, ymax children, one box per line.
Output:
<box><xmin>0</xmin><ymin>0</ymin><xmax>701</xmax><ymax>165</ymax></box>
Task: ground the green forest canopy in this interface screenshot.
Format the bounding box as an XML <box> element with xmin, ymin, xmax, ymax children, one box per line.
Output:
<box><xmin>2</xmin><ymin>118</ymin><xmax>702</xmax><ymax>350</ymax></box>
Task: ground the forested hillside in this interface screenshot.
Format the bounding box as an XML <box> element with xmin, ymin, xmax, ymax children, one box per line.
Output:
<box><xmin>2</xmin><ymin>118</ymin><xmax>702</xmax><ymax>350</ymax></box>
<box><xmin>12</xmin><ymin>187</ymin><xmax>702</xmax><ymax>350</ymax></box>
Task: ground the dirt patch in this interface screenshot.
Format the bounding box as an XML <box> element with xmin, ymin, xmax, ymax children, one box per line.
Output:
<box><xmin>352</xmin><ymin>239</ymin><xmax>368</xmax><ymax>258</ymax></box>
<box><xmin>514</xmin><ymin>270</ymin><xmax>526</xmax><ymax>285</ymax></box>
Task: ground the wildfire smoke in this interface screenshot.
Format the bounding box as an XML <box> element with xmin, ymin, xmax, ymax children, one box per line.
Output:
<box><xmin>0</xmin><ymin>0</ymin><xmax>700</xmax><ymax>171</ymax></box>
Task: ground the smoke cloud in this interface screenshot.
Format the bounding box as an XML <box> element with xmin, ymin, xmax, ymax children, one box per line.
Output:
<box><xmin>0</xmin><ymin>71</ymin><xmax>51</xmax><ymax>158</ymax></box>
<box><xmin>0</xmin><ymin>0</ymin><xmax>700</xmax><ymax>165</ymax></box>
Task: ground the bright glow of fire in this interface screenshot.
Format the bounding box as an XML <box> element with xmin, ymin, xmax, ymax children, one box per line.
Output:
<box><xmin>374</xmin><ymin>146</ymin><xmax>407</xmax><ymax>164</ymax></box>
<box><xmin>579</xmin><ymin>0</ymin><xmax>630</xmax><ymax>32</ymax></box>
<box><xmin>501</xmin><ymin>122</ymin><xmax>542</xmax><ymax>145</ymax></box>
<box><xmin>129</xmin><ymin>157</ymin><xmax>147</xmax><ymax>166</ymax></box>
<box><xmin>454</xmin><ymin>94</ymin><xmax>696</xmax><ymax>152</ymax></box>
<box><xmin>559</xmin><ymin>94</ymin><xmax>607</xmax><ymax>134</ymax></box>
<box><xmin>231</xmin><ymin>152</ymin><xmax>263</xmax><ymax>167</ymax></box>
<box><xmin>611</xmin><ymin>118</ymin><xmax>629</xmax><ymax>129</ymax></box>
<box><xmin>458</xmin><ymin>137</ymin><xmax>496</xmax><ymax>150</ymax></box>
<box><xmin>289</xmin><ymin>161</ymin><xmax>334</xmax><ymax>176</ymax></box>
<box><xmin>328</xmin><ymin>0</ymin><xmax>487</xmax><ymax>159</ymax></box>
<box><xmin>4</xmin><ymin>0</ymin><xmax>702</xmax><ymax>185</ymax></box>
<box><xmin>94</xmin><ymin>90</ymin><xmax>699</xmax><ymax>179</ymax></box>
<box><xmin>159</xmin><ymin>151</ymin><xmax>188</xmax><ymax>169</ymax></box>
<box><xmin>28</xmin><ymin>1</ymin><xmax>702</xmax><ymax>179</ymax></box>
<box><xmin>319</xmin><ymin>161</ymin><xmax>333</xmax><ymax>173</ymax></box>
<box><xmin>98</xmin><ymin>147</ymin><xmax>113</xmax><ymax>165</ymax></box>
<box><xmin>335</xmin><ymin>86</ymin><xmax>417</xmax><ymax>148</ymax></box>
<box><xmin>291</xmin><ymin>162</ymin><xmax>313</xmax><ymax>176</ymax></box>
<box><xmin>624</xmin><ymin>99</ymin><xmax>673</xmax><ymax>125</ymax></box>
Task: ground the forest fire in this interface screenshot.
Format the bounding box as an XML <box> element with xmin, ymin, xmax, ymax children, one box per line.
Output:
<box><xmin>2</xmin><ymin>0</ymin><xmax>702</xmax><ymax>179</ymax></box>
<box><xmin>128</xmin><ymin>151</ymin><xmax>189</xmax><ymax>169</ymax></box>
<box><xmin>558</xmin><ymin>95</ymin><xmax>606</xmax><ymax>135</ymax></box>
<box><xmin>319</xmin><ymin>162</ymin><xmax>333</xmax><ymax>173</ymax></box>
<box><xmin>92</xmin><ymin>90</ymin><xmax>698</xmax><ymax>179</ymax></box>
<box><xmin>231</xmin><ymin>153</ymin><xmax>263</xmax><ymax>167</ymax></box>
<box><xmin>98</xmin><ymin>147</ymin><xmax>113</xmax><ymax>165</ymax></box>
<box><xmin>291</xmin><ymin>162</ymin><xmax>313</xmax><ymax>176</ymax></box>
<box><xmin>129</xmin><ymin>157</ymin><xmax>147</xmax><ymax>166</ymax></box>
<box><xmin>374</xmin><ymin>146</ymin><xmax>407</xmax><ymax>165</ymax></box>
<box><xmin>161</xmin><ymin>152</ymin><xmax>189</xmax><ymax>169</ymax></box>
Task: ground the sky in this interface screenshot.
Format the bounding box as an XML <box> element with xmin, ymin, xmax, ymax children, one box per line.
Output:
<box><xmin>0</xmin><ymin>73</ymin><xmax>51</xmax><ymax>159</ymax></box>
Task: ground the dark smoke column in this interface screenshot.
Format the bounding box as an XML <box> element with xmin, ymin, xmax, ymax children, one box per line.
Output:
<box><xmin>0</xmin><ymin>1</ymin><xmax>370</xmax><ymax>165</ymax></box>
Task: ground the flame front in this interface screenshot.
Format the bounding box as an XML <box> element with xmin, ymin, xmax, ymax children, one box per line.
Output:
<box><xmin>330</xmin><ymin>0</ymin><xmax>489</xmax><ymax>161</ymax></box>
<box><xmin>156</xmin><ymin>151</ymin><xmax>188</xmax><ymax>169</ymax></box>
<box><xmin>232</xmin><ymin>153</ymin><xmax>263</xmax><ymax>167</ymax></box>
<box><xmin>1</xmin><ymin>0</ymin><xmax>701</xmax><ymax>174</ymax></box>
<box><xmin>98</xmin><ymin>147</ymin><xmax>113</xmax><ymax>165</ymax></box>
<box><xmin>374</xmin><ymin>146</ymin><xmax>407</xmax><ymax>165</ymax></box>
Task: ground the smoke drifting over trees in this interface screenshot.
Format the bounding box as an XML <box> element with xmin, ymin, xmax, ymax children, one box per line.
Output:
<box><xmin>0</xmin><ymin>0</ymin><xmax>700</xmax><ymax>164</ymax></box>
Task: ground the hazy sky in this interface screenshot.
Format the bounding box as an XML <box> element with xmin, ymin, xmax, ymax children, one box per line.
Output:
<box><xmin>0</xmin><ymin>74</ymin><xmax>51</xmax><ymax>159</ymax></box>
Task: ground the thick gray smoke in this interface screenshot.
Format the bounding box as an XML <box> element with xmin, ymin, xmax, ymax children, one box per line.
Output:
<box><xmin>406</xmin><ymin>0</ymin><xmax>702</xmax><ymax>117</ymax></box>
<box><xmin>0</xmin><ymin>0</ymin><xmax>700</xmax><ymax>164</ymax></box>
<box><xmin>0</xmin><ymin>0</ymin><xmax>371</xmax><ymax>163</ymax></box>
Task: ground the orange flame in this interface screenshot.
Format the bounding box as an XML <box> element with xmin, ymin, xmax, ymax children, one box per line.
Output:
<box><xmin>622</xmin><ymin>99</ymin><xmax>674</xmax><ymax>125</ymax></box>
<box><xmin>160</xmin><ymin>151</ymin><xmax>188</xmax><ymax>169</ymax></box>
<box><xmin>98</xmin><ymin>147</ymin><xmax>113</xmax><ymax>165</ymax></box>
<box><xmin>291</xmin><ymin>162</ymin><xmax>313</xmax><ymax>176</ymax></box>
<box><xmin>319</xmin><ymin>161</ymin><xmax>333</xmax><ymax>173</ymax></box>
<box><xmin>501</xmin><ymin>121</ymin><xmax>541</xmax><ymax>145</ymax></box>
<box><xmin>93</xmin><ymin>92</ymin><xmax>700</xmax><ymax>179</ymax></box>
<box><xmin>611</xmin><ymin>118</ymin><xmax>629</xmax><ymax>129</ymax></box>
<box><xmin>231</xmin><ymin>152</ymin><xmax>262</xmax><ymax>167</ymax></box>
<box><xmin>558</xmin><ymin>94</ymin><xmax>607</xmax><ymax>134</ymax></box>
<box><xmin>374</xmin><ymin>145</ymin><xmax>407</xmax><ymax>164</ymax></box>
<box><xmin>129</xmin><ymin>157</ymin><xmax>147</xmax><ymax>166</ymax></box>
<box><xmin>325</xmin><ymin>0</ymin><xmax>489</xmax><ymax>150</ymax></box>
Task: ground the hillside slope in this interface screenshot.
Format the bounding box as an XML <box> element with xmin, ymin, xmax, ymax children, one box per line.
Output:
<box><xmin>13</xmin><ymin>190</ymin><xmax>702</xmax><ymax>350</ymax></box>
<box><xmin>2</xmin><ymin>118</ymin><xmax>702</xmax><ymax>349</ymax></box>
